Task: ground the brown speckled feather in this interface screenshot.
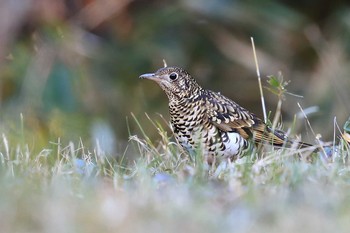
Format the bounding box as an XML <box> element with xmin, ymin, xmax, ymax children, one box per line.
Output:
<box><xmin>140</xmin><ymin>66</ymin><xmax>312</xmax><ymax>161</ymax></box>
<box><xmin>203</xmin><ymin>90</ymin><xmax>287</xmax><ymax>146</ymax></box>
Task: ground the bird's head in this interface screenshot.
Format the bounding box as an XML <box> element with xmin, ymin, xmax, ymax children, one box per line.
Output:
<box><xmin>139</xmin><ymin>66</ymin><xmax>201</xmax><ymax>101</ymax></box>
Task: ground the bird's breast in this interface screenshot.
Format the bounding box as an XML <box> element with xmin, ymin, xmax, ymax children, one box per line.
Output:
<box><xmin>168</xmin><ymin>100</ymin><xmax>250</xmax><ymax>159</ymax></box>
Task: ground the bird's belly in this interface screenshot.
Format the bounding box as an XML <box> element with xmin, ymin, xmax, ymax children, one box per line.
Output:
<box><xmin>222</xmin><ymin>132</ymin><xmax>248</xmax><ymax>157</ymax></box>
<box><xmin>173</xmin><ymin>123</ymin><xmax>248</xmax><ymax>159</ymax></box>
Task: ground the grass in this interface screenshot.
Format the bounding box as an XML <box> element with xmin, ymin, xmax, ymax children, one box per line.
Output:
<box><xmin>0</xmin><ymin>71</ymin><xmax>349</xmax><ymax>233</ymax></box>
<box><xmin>0</xmin><ymin>112</ymin><xmax>349</xmax><ymax>233</ymax></box>
<box><xmin>1</xmin><ymin>2</ymin><xmax>349</xmax><ymax>232</ymax></box>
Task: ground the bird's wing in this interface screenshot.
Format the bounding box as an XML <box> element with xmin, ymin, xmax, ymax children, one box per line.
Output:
<box><xmin>204</xmin><ymin>91</ymin><xmax>254</xmax><ymax>129</ymax></box>
<box><xmin>204</xmin><ymin>91</ymin><xmax>286</xmax><ymax>145</ymax></box>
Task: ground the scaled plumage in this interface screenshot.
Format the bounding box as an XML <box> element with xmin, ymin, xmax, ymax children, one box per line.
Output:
<box><xmin>140</xmin><ymin>66</ymin><xmax>311</xmax><ymax>161</ymax></box>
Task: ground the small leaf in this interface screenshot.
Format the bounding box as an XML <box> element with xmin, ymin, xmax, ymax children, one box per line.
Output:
<box><xmin>267</xmin><ymin>75</ymin><xmax>280</xmax><ymax>88</ymax></box>
<box><xmin>264</xmin><ymin>87</ymin><xmax>279</xmax><ymax>96</ymax></box>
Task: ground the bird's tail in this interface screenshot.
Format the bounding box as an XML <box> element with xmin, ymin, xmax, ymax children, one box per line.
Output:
<box><xmin>272</xmin><ymin>128</ymin><xmax>314</xmax><ymax>148</ymax></box>
<box><xmin>253</xmin><ymin>125</ymin><xmax>315</xmax><ymax>151</ymax></box>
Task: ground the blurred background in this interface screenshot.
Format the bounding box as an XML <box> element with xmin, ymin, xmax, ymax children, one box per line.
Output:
<box><xmin>0</xmin><ymin>0</ymin><xmax>349</xmax><ymax>156</ymax></box>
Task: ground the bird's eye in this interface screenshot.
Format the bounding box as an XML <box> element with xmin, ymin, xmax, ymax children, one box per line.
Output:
<box><xmin>169</xmin><ymin>73</ymin><xmax>178</xmax><ymax>80</ymax></box>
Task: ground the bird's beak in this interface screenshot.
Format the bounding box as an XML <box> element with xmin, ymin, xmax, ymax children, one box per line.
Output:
<box><xmin>139</xmin><ymin>73</ymin><xmax>155</xmax><ymax>79</ymax></box>
<box><xmin>139</xmin><ymin>73</ymin><xmax>161</xmax><ymax>82</ymax></box>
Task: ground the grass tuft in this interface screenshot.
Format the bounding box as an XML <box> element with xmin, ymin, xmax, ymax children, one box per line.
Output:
<box><xmin>0</xmin><ymin>111</ymin><xmax>349</xmax><ymax>232</ymax></box>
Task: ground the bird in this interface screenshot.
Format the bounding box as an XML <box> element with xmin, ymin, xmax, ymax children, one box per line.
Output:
<box><xmin>140</xmin><ymin>66</ymin><xmax>313</xmax><ymax>163</ymax></box>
